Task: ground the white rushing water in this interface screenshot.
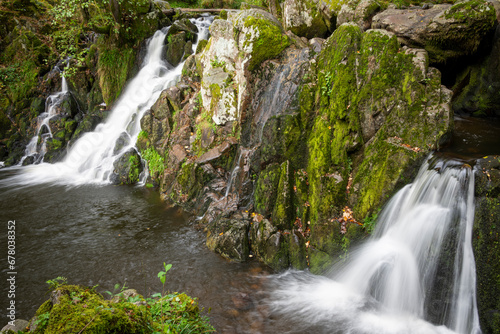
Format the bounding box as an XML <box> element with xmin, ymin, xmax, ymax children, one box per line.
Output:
<box><xmin>19</xmin><ymin>76</ymin><xmax>69</xmax><ymax>165</ymax></box>
<box><xmin>4</xmin><ymin>17</ymin><xmax>212</xmax><ymax>186</ymax></box>
<box><xmin>269</xmin><ymin>155</ymin><xmax>481</xmax><ymax>334</ymax></box>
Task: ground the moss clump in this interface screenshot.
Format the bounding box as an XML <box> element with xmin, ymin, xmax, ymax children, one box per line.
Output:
<box><xmin>241</xmin><ymin>14</ymin><xmax>290</xmax><ymax>71</ymax></box>
<box><xmin>29</xmin><ymin>284</ymin><xmax>215</xmax><ymax>334</ymax></box>
<box><xmin>141</xmin><ymin>146</ymin><xmax>165</xmax><ymax>180</ymax></box>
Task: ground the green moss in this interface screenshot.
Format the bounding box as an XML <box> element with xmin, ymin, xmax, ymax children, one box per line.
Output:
<box><xmin>29</xmin><ymin>284</ymin><xmax>214</xmax><ymax>334</ymax></box>
<box><xmin>128</xmin><ymin>154</ymin><xmax>141</xmax><ymax>183</ymax></box>
<box><xmin>242</xmin><ymin>15</ymin><xmax>290</xmax><ymax>71</ymax></box>
<box><xmin>97</xmin><ymin>44</ymin><xmax>135</xmax><ymax>106</ymax></box>
<box><xmin>254</xmin><ymin>163</ymin><xmax>281</xmax><ymax>217</ymax></box>
<box><xmin>271</xmin><ymin>161</ymin><xmax>294</xmax><ymax>230</ymax></box>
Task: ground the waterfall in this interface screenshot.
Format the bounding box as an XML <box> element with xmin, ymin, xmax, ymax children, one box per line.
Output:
<box><xmin>268</xmin><ymin>155</ymin><xmax>481</xmax><ymax>334</ymax></box>
<box><xmin>19</xmin><ymin>76</ymin><xmax>69</xmax><ymax>165</ymax></box>
<box><xmin>5</xmin><ymin>17</ymin><xmax>212</xmax><ymax>186</ymax></box>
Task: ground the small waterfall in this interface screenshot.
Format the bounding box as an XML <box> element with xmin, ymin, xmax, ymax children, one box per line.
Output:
<box><xmin>20</xmin><ymin>76</ymin><xmax>69</xmax><ymax>165</ymax></box>
<box><xmin>6</xmin><ymin>17</ymin><xmax>212</xmax><ymax>186</ymax></box>
<box><xmin>268</xmin><ymin>155</ymin><xmax>481</xmax><ymax>334</ymax></box>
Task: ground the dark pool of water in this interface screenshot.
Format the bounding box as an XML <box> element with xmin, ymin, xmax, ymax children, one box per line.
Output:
<box><xmin>440</xmin><ymin>115</ymin><xmax>500</xmax><ymax>160</ymax></box>
<box><xmin>0</xmin><ymin>169</ymin><xmax>278</xmax><ymax>333</ymax></box>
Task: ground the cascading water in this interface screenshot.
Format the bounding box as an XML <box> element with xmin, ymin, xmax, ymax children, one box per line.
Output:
<box><xmin>268</xmin><ymin>154</ymin><xmax>481</xmax><ymax>334</ymax></box>
<box><xmin>5</xmin><ymin>16</ymin><xmax>212</xmax><ymax>186</ymax></box>
<box><xmin>19</xmin><ymin>76</ymin><xmax>69</xmax><ymax>165</ymax></box>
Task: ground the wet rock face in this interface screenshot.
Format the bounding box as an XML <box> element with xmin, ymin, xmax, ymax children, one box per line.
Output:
<box><xmin>473</xmin><ymin>155</ymin><xmax>500</xmax><ymax>333</ymax></box>
<box><xmin>371</xmin><ymin>0</ymin><xmax>496</xmax><ymax>64</ymax></box>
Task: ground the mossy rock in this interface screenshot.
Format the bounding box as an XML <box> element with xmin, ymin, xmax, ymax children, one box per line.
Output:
<box><xmin>231</xmin><ymin>9</ymin><xmax>290</xmax><ymax>72</ymax></box>
<box><xmin>29</xmin><ymin>285</ymin><xmax>150</xmax><ymax>334</ymax></box>
<box><xmin>282</xmin><ymin>0</ymin><xmax>329</xmax><ymax>39</ymax></box>
<box><xmin>253</xmin><ymin>163</ymin><xmax>281</xmax><ymax>217</ymax></box>
<box><xmin>110</xmin><ymin>148</ymin><xmax>144</xmax><ymax>185</ymax></box>
<box><xmin>97</xmin><ymin>44</ymin><xmax>136</xmax><ymax>107</ymax></box>
<box><xmin>473</xmin><ymin>196</ymin><xmax>500</xmax><ymax>333</ymax></box>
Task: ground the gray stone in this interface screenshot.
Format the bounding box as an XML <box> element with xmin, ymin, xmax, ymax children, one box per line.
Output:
<box><xmin>372</xmin><ymin>0</ymin><xmax>496</xmax><ymax>63</ymax></box>
<box><xmin>1</xmin><ymin>319</ymin><xmax>29</xmax><ymax>333</ymax></box>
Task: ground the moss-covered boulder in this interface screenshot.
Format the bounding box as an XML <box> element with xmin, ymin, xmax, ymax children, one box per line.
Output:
<box><xmin>280</xmin><ymin>24</ymin><xmax>453</xmax><ymax>272</ymax></box>
<box><xmin>372</xmin><ymin>0</ymin><xmax>497</xmax><ymax>64</ymax></box>
<box><xmin>198</xmin><ymin>9</ymin><xmax>289</xmax><ymax>126</ymax></box>
<box><xmin>25</xmin><ymin>283</ymin><xmax>214</xmax><ymax>334</ymax></box>
<box><xmin>110</xmin><ymin>148</ymin><xmax>144</xmax><ymax>185</ymax></box>
<box><xmin>28</xmin><ymin>285</ymin><xmax>150</xmax><ymax>333</ymax></box>
<box><xmin>337</xmin><ymin>0</ymin><xmax>381</xmax><ymax>30</ymax></box>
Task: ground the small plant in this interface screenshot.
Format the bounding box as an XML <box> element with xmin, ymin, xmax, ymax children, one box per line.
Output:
<box><xmin>104</xmin><ymin>282</ymin><xmax>128</xmax><ymax>298</ymax></box>
<box><xmin>363</xmin><ymin>211</ymin><xmax>379</xmax><ymax>234</ymax></box>
<box><xmin>34</xmin><ymin>312</ymin><xmax>51</xmax><ymax>328</ymax></box>
<box><xmin>210</xmin><ymin>56</ymin><xmax>226</xmax><ymax>68</ymax></box>
<box><xmin>46</xmin><ymin>276</ymin><xmax>68</xmax><ymax>290</ymax></box>
<box><xmin>158</xmin><ymin>262</ymin><xmax>172</xmax><ymax>296</ymax></box>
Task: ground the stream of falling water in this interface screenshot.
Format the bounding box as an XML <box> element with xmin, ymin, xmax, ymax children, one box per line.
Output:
<box><xmin>19</xmin><ymin>76</ymin><xmax>68</xmax><ymax>165</ymax></box>
<box><xmin>267</xmin><ymin>155</ymin><xmax>481</xmax><ymax>334</ymax></box>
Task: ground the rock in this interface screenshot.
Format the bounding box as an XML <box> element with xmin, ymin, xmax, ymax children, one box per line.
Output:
<box><xmin>206</xmin><ymin>217</ymin><xmax>250</xmax><ymax>261</ymax></box>
<box><xmin>337</xmin><ymin>0</ymin><xmax>382</xmax><ymax>30</ymax></box>
<box><xmin>473</xmin><ymin>156</ymin><xmax>500</xmax><ymax>332</ymax></box>
<box><xmin>196</xmin><ymin>140</ymin><xmax>237</xmax><ymax>169</ymax></box>
<box><xmin>199</xmin><ymin>9</ymin><xmax>290</xmax><ymax>125</ymax></box>
<box><xmin>452</xmin><ymin>25</ymin><xmax>500</xmax><ymax>116</ymax></box>
<box><xmin>282</xmin><ymin>0</ymin><xmax>330</xmax><ymax>39</ymax></box>
<box><xmin>167</xmin><ymin>18</ymin><xmax>199</xmax><ymax>40</ymax></box>
<box><xmin>140</xmin><ymin>110</ymin><xmax>169</xmax><ymax>148</ymax></box>
<box><xmin>151</xmin><ymin>89</ymin><xmax>173</xmax><ymax>121</ymax></box>
<box><xmin>113</xmin><ymin>131</ymin><xmax>131</xmax><ymax>155</ymax></box>
<box><xmin>1</xmin><ymin>319</ymin><xmax>29</xmax><ymax>333</ymax></box>
<box><xmin>371</xmin><ymin>0</ymin><xmax>497</xmax><ymax>63</ymax></box>
<box><xmin>110</xmin><ymin>148</ymin><xmax>144</xmax><ymax>184</ymax></box>
<box><xmin>165</xmin><ymin>31</ymin><xmax>189</xmax><ymax>66</ymax></box>
<box><xmin>253</xmin><ymin>163</ymin><xmax>281</xmax><ymax>217</ymax></box>
<box><xmin>249</xmin><ymin>219</ymin><xmax>290</xmax><ymax>270</ymax></box>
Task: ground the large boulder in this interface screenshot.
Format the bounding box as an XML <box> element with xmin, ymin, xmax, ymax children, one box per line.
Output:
<box><xmin>282</xmin><ymin>0</ymin><xmax>332</xmax><ymax>39</ymax></box>
<box><xmin>372</xmin><ymin>0</ymin><xmax>497</xmax><ymax>64</ymax></box>
<box><xmin>337</xmin><ymin>0</ymin><xmax>382</xmax><ymax>30</ymax></box>
<box><xmin>198</xmin><ymin>9</ymin><xmax>290</xmax><ymax>125</ymax></box>
<box><xmin>287</xmin><ymin>24</ymin><xmax>453</xmax><ymax>271</ymax></box>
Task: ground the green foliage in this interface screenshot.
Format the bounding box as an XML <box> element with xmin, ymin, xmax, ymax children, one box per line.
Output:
<box><xmin>363</xmin><ymin>211</ymin><xmax>379</xmax><ymax>234</ymax></box>
<box><xmin>142</xmin><ymin>147</ymin><xmax>165</xmax><ymax>177</ymax></box>
<box><xmin>210</xmin><ymin>56</ymin><xmax>226</xmax><ymax>68</ymax></box>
